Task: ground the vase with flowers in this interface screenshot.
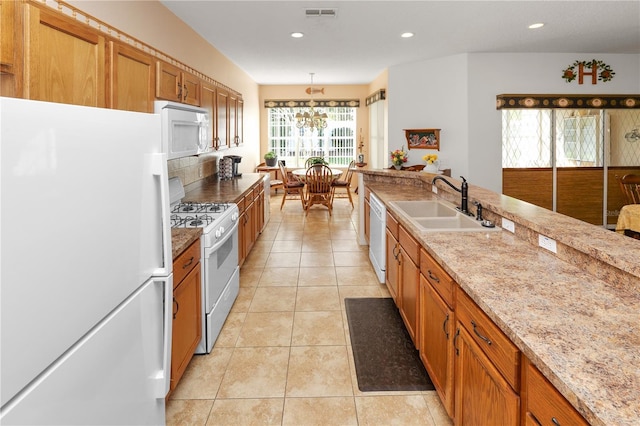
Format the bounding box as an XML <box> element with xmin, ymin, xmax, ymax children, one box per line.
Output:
<box><xmin>390</xmin><ymin>147</ymin><xmax>408</xmax><ymax>170</ymax></box>
<box><xmin>422</xmin><ymin>153</ymin><xmax>439</xmax><ymax>173</ymax></box>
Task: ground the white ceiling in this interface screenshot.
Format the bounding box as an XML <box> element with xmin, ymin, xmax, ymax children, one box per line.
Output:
<box><xmin>160</xmin><ymin>1</ymin><xmax>640</xmax><ymax>85</ymax></box>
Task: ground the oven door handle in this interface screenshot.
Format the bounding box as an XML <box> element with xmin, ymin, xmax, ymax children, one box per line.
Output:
<box><xmin>203</xmin><ymin>219</ymin><xmax>239</xmax><ymax>258</ymax></box>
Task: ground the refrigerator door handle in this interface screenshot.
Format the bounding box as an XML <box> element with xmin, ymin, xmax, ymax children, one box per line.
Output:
<box><xmin>151</xmin><ymin>152</ymin><xmax>172</xmax><ymax>277</ymax></box>
<box><xmin>152</xmin><ymin>276</ymin><xmax>173</xmax><ymax>398</ymax></box>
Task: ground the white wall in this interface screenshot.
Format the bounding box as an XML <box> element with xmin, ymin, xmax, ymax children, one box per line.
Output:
<box><xmin>389</xmin><ymin>54</ymin><xmax>469</xmax><ymax>177</ymax></box>
<box><xmin>389</xmin><ymin>52</ymin><xmax>640</xmax><ymax>192</ymax></box>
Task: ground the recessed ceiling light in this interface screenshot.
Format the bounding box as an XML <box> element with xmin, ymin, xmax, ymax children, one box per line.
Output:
<box><xmin>401</xmin><ymin>32</ymin><xmax>414</xmax><ymax>38</ymax></box>
<box><xmin>291</xmin><ymin>32</ymin><xmax>304</xmax><ymax>38</ymax></box>
<box><xmin>528</xmin><ymin>23</ymin><xmax>544</xmax><ymax>29</ymax></box>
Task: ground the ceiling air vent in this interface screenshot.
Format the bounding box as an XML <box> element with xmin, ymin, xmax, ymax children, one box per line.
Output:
<box><xmin>305</xmin><ymin>8</ymin><xmax>337</xmax><ymax>18</ymax></box>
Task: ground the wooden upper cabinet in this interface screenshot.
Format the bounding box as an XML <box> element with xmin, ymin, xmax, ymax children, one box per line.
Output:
<box><xmin>1</xmin><ymin>0</ymin><xmax>15</xmax><ymax>68</ymax></box>
<box><xmin>24</xmin><ymin>5</ymin><xmax>105</xmax><ymax>107</ymax></box>
<box><xmin>229</xmin><ymin>92</ymin><xmax>238</xmax><ymax>146</ymax></box>
<box><xmin>236</xmin><ymin>97</ymin><xmax>244</xmax><ymax>146</ymax></box>
<box><xmin>181</xmin><ymin>70</ymin><xmax>201</xmax><ymax>106</ymax></box>
<box><xmin>200</xmin><ymin>82</ymin><xmax>219</xmax><ymax>150</ymax></box>
<box><xmin>216</xmin><ymin>87</ymin><xmax>229</xmax><ymax>148</ymax></box>
<box><xmin>156</xmin><ymin>60</ymin><xmax>201</xmax><ymax>106</ymax></box>
<box><xmin>107</xmin><ymin>41</ymin><xmax>155</xmax><ymax>113</ymax></box>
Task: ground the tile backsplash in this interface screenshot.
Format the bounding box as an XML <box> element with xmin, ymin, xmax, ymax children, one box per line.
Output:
<box><xmin>168</xmin><ymin>153</ymin><xmax>219</xmax><ymax>186</ymax></box>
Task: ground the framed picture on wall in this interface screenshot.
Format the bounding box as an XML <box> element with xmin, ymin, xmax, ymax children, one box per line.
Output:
<box><xmin>404</xmin><ymin>129</ymin><xmax>440</xmax><ymax>150</ymax></box>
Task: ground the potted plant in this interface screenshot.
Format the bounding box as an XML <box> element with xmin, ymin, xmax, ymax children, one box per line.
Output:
<box><xmin>307</xmin><ymin>156</ymin><xmax>328</xmax><ymax>170</ymax></box>
<box><xmin>264</xmin><ymin>151</ymin><xmax>277</xmax><ymax>167</ymax></box>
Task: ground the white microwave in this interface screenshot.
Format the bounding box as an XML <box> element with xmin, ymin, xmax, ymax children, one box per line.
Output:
<box><xmin>155</xmin><ymin>101</ymin><xmax>210</xmax><ymax>160</ymax></box>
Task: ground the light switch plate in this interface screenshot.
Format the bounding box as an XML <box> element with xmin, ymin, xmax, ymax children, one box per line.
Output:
<box><xmin>431</xmin><ymin>185</ymin><xmax>438</xmax><ymax>194</ymax></box>
<box><xmin>501</xmin><ymin>218</ymin><xmax>515</xmax><ymax>233</ymax></box>
<box><xmin>538</xmin><ymin>235</ymin><xmax>557</xmax><ymax>253</ymax></box>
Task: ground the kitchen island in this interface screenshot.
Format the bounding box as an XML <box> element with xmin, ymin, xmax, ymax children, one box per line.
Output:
<box><xmin>357</xmin><ymin>168</ymin><xmax>639</xmax><ymax>426</ymax></box>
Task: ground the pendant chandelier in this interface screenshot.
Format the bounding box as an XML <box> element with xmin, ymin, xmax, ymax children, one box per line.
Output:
<box><xmin>295</xmin><ymin>73</ymin><xmax>328</xmax><ymax>130</ymax></box>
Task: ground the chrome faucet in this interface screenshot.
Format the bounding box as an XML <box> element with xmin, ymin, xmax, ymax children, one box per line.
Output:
<box><xmin>431</xmin><ymin>175</ymin><xmax>471</xmax><ymax>216</ymax></box>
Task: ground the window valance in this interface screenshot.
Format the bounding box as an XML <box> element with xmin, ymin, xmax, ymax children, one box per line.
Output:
<box><xmin>264</xmin><ymin>99</ymin><xmax>360</xmax><ymax>108</ymax></box>
<box><xmin>366</xmin><ymin>89</ymin><xmax>386</xmax><ymax>106</ymax></box>
<box><xmin>496</xmin><ymin>94</ymin><xmax>640</xmax><ymax>109</ymax></box>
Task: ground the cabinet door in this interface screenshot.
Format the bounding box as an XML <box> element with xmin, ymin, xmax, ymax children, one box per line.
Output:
<box><xmin>156</xmin><ymin>60</ymin><xmax>182</xmax><ymax>102</ymax></box>
<box><xmin>1</xmin><ymin>0</ymin><xmax>15</xmax><ymax>67</ymax></box>
<box><xmin>399</xmin><ymin>246</ymin><xmax>419</xmax><ymax>347</ymax></box>
<box><xmin>454</xmin><ymin>324</ymin><xmax>520</xmax><ymax>426</ymax></box>
<box><xmin>108</xmin><ymin>42</ymin><xmax>155</xmax><ymax>112</ymax></box>
<box><xmin>229</xmin><ymin>92</ymin><xmax>238</xmax><ymax>146</ymax></box>
<box><xmin>420</xmin><ymin>275</ymin><xmax>455</xmax><ymax>418</ymax></box>
<box><xmin>244</xmin><ymin>196</ymin><xmax>255</xmax><ymax>254</ymax></box>
<box><xmin>25</xmin><ymin>5</ymin><xmax>105</xmax><ymax>107</ymax></box>
<box><xmin>238</xmin><ymin>210</ymin><xmax>247</xmax><ymax>266</ymax></box>
<box><xmin>181</xmin><ymin>70</ymin><xmax>201</xmax><ymax>106</ymax></box>
<box><xmin>216</xmin><ymin>88</ymin><xmax>229</xmax><ymax>148</ymax></box>
<box><xmin>385</xmin><ymin>228</ymin><xmax>400</xmax><ymax>304</ymax></box>
<box><xmin>170</xmin><ymin>263</ymin><xmax>202</xmax><ymax>392</ymax></box>
<box><xmin>236</xmin><ymin>97</ymin><xmax>244</xmax><ymax>146</ymax></box>
<box><xmin>201</xmin><ymin>82</ymin><xmax>219</xmax><ymax>150</ymax></box>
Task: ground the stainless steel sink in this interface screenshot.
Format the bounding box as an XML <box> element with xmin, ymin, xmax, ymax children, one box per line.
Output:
<box><xmin>389</xmin><ymin>200</ymin><xmax>500</xmax><ymax>232</ymax></box>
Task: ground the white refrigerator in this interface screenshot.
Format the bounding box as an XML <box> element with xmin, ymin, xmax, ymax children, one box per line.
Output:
<box><xmin>0</xmin><ymin>98</ymin><xmax>173</xmax><ymax>424</ymax></box>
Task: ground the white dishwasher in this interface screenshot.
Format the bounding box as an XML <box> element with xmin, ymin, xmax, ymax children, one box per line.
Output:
<box><xmin>368</xmin><ymin>193</ymin><xmax>386</xmax><ymax>283</ymax></box>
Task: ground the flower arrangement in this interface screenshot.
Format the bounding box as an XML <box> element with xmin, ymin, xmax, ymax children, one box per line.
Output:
<box><xmin>422</xmin><ymin>154</ymin><xmax>438</xmax><ymax>164</ymax></box>
<box><xmin>390</xmin><ymin>147</ymin><xmax>408</xmax><ymax>166</ymax></box>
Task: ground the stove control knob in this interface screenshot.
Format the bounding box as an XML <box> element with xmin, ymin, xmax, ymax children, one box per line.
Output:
<box><xmin>215</xmin><ymin>226</ymin><xmax>225</xmax><ymax>239</ymax></box>
<box><xmin>231</xmin><ymin>212</ymin><xmax>239</xmax><ymax>222</ymax></box>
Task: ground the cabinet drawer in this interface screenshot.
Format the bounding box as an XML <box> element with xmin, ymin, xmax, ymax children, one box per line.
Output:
<box><xmin>456</xmin><ymin>287</ymin><xmax>520</xmax><ymax>391</ymax></box>
<box><xmin>173</xmin><ymin>239</ymin><xmax>200</xmax><ymax>288</ymax></box>
<box><xmin>526</xmin><ymin>361</ymin><xmax>588</xmax><ymax>426</ymax></box>
<box><xmin>399</xmin><ymin>225</ymin><xmax>419</xmax><ymax>265</ymax></box>
<box><xmin>386</xmin><ymin>211</ymin><xmax>399</xmax><ymax>239</ymax></box>
<box><xmin>420</xmin><ymin>248</ymin><xmax>454</xmax><ymax>308</ymax></box>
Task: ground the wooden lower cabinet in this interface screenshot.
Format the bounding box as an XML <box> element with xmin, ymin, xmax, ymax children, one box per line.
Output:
<box><xmin>522</xmin><ymin>357</ymin><xmax>588</xmax><ymax>426</ymax></box>
<box><xmin>169</xmin><ymin>239</ymin><xmax>202</xmax><ymax>396</ymax></box>
<box><xmin>454</xmin><ymin>324</ymin><xmax>520</xmax><ymax>425</ymax></box>
<box><xmin>238</xmin><ymin>182</ymin><xmax>265</xmax><ymax>266</ymax></box>
<box><xmin>385</xmin><ymin>211</ymin><xmax>400</xmax><ymax>304</ymax></box>
<box><xmin>420</xmin><ymin>274</ymin><xmax>455</xmax><ymax>418</ymax></box>
<box><xmin>398</xmin><ymin>225</ymin><xmax>419</xmax><ymax>347</ymax></box>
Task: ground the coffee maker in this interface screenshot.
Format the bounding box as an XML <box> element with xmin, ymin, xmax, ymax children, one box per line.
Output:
<box><xmin>224</xmin><ymin>155</ymin><xmax>242</xmax><ymax>177</ymax></box>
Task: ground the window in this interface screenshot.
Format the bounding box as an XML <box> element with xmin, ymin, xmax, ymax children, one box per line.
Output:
<box><xmin>267</xmin><ymin>106</ymin><xmax>357</xmax><ymax>167</ymax></box>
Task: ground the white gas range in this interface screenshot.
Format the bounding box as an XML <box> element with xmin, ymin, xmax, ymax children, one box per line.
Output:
<box><xmin>169</xmin><ymin>178</ymin><xmax>240</xmax><ymax>354</ymax></box>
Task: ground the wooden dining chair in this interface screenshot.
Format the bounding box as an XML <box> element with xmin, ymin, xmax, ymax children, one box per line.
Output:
<box><xmin>331</xmin><ymin>160</ymin><xmax>355</xmax><ymax>208</ymax></box>
<box><xmin>279</xmin><ymin>160</ymin><xmax>305</xmax><ymax>209</ymax></box>
<box><xmin>618</xmin><ymin>173</ymin><xmax>640</xmax><ymax>205</ymax></box>
<box><xmin>304</xmin><ymin>164</ymin><xmax>334</xmax><ymax>215</ymax></box>
<box><xmin>256</xmin><ymin>162</ymin><xmax>283</xmax><ymax>193</ymax></box>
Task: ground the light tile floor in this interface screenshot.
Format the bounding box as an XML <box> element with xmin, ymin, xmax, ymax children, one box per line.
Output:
<box><xmin>166</xmin><ymin>192</ymin><xmax>453</xmax><ymax>425</ymax></box>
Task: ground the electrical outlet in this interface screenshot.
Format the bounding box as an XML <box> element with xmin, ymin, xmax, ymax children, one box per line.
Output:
<box><xmin>501</xmin><ymin>218</ymin><xmax>515</xmax><ymax>233</ymax></box>
<box><xmin>538</xmin><ymin>235</ymin><xmax>557</xmax><ymax>253</ymax></box>
<box><xmin>199</xmin><ymin>165</ymin><xmax>203</xmax><ymax>178</ymax></box>
<box><xmin>431</xmin><ymin>185</ymin><xmax>438</xmax><ymax>194</ymax></box>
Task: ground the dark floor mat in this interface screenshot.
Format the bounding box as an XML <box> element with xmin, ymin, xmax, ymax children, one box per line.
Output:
<box><xmin>344</xmin><ymin>297</ymin><xmax>434</xmax><ymax>392</ymax></box>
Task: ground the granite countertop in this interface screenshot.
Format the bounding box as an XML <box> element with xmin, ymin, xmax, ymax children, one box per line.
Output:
<box><xmin>366</xmin><ymin>180</ymin><xmax>640</xmax><ymax>426</ymax></box>
<box><xmin>182</xmin><ymin>173</ymin><xmax>265</xmax><ymax>204</ymax></box>
<box><xmin>171</xmin><ymin>228</ymin><xmax>202</xmax><ymax>260</ymax></box>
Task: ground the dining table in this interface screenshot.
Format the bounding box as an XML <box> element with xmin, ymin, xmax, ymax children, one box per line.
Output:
<box><xmin>615</xmin><ymin>204</ymin><xmax>640</xmax><ymax>239</ymax></box>
<box><xmin>292</xmin><ymin>168</ymin><xmax>344</xmax><ymax>179</ymax></box>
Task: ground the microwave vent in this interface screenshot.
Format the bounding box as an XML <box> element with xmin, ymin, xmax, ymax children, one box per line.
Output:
<box><xmin>305</xmin><ymin>8</ymin><xmax>337</xmax><ymax>18</ymax></box>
